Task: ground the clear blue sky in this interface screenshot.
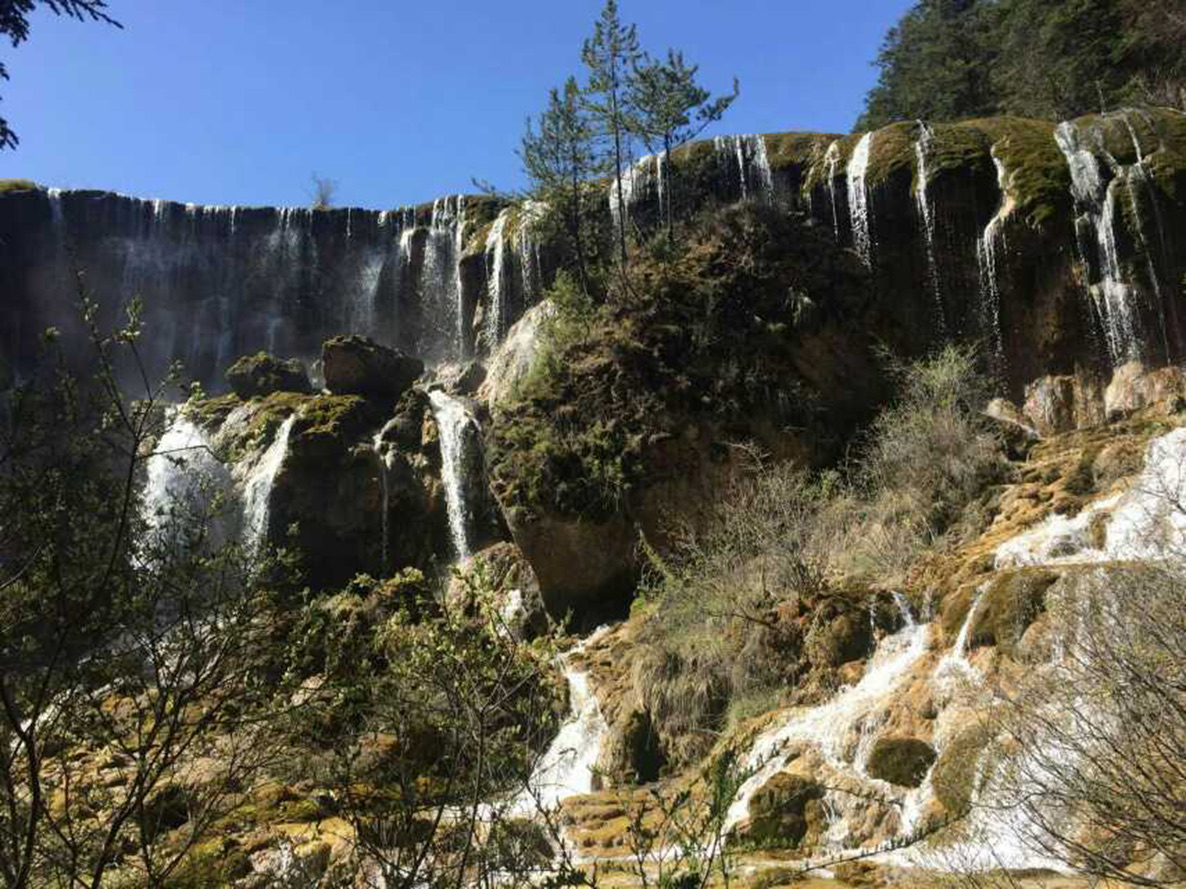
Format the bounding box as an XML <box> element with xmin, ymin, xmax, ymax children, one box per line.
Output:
<box><xmin>1</xmin><ymin>1</ymin><xmax>912</xmax><ymax>209</ymax></box>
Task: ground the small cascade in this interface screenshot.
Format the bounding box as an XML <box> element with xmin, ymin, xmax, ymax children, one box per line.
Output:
<box><xmin>46</xmin><ymin>187</ymin><xmax>64</xmax><ymax>234</ymax></box>
<box><xmin>420</xmin><ymin>196</ymin><xmax>469</xmax><ymax>360</ymax></box>
<box><xmin>485</xmin><ymin>208</ymin><xmax>514</xmax><ymax>350</ymax></box>
<box><xmin>996</xmin><ymin>426</ymin><xmax>1186</xmax><ymax>569</ymax></box>
<box><xmin>976</xmin><ymin>148</ymin><xmax>1012</xmax><ymax>367</ymax></box>
<box><xmin>372</xmin><ymin>429</ymin><xmax>391</xmax><ymax>573</ymax></box>
<box><xmin>913</xmin><ymin>122</ymin><xmax>945</xmax><ymax>331</ymax></box>
<box><xmin>714</xmin><ymin>134</ymin><xmax>774</xmax><ymax>200</ymax></box>
<box><xmin>847</xmin><ymin>132</ymin><xmax>875</xmax><ymax>267</ymax></box>
<box><xmin>516</xmin><ymin>200</ymin><xmax>547</xmax><ymax>308</ymax></box>
<box><xmin>824</xmin><ymin>141</ymin><xmax>843</xmax><ymax>239</ymax></box>
<box><xmin>428</xmin><ymin>390</ymin><xmax>484</xmax><ymax>562</ymax></box>
<box><xmin>512</xmin><ymin>627</ymin><xmax>612</xmax><ymax>814</ymax></box>
<box><xmin>142</xmin><ymin>412</ymin><xmax>229</xmax><ymax>545</ymax></box>
<box><xmin>609</xmin><ymin>153</ymin><xmax>663</xmax><ymax>233</ymax></box>
<box><xmin>242</xmin><ymin>414</ymin><xmax>295</xmax><ymax>552</ymax></box>
<box><xmin>1055</xmin><ymin>120</ymin><xmax>1144</xmax><ymax>366</ymax></box>
<box><xmin>724</xmin><ymin>595</ymin><xmax>929</xmax><ymax>835</ymax></box>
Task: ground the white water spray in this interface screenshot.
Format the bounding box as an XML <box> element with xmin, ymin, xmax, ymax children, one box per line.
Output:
<box><xmin>914</xmin><ymin>122</ymin><xmax>945</xmax><ymax>331</ymax></box>
<box><xmin>847</xmin><ymin>133</ymin><xmax>875</xmax><ymax>267</ymax></box>
<box><xmin>428</xmin><ymin>390</ymin><xmax>483</xmax><ymax>562</ymax></box>
<box><xmin>242</xmin><ymin>415</ymin><xmax>295</xmax><ymax>552</ymax></box>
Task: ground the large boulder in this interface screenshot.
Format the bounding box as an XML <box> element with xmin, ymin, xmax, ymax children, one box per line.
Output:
<box><xmin>446</xmin><ymin>542</ymin><xmax>549</xmax><ymax>642</ymax></box>
<box><xmin>322</xmin><ymin>335</ymin><xmax>423</xmax><ymax>399</ymax></box>
<box><xmin>225</xmin><ymin>352</ymin><xmax>311</xmax><ymax>399</ymax></box>
<box><xmin>865</xmin><ymin>737</ymin><xmax>937</xmax><ymax>788</ymax></box>
<box><xmin>741</xmin><ymin>772</ymin><xmax>827</xmax><ymax>848</ymax></box>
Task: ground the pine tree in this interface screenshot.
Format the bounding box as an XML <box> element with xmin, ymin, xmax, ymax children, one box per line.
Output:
<box><xmin>581</xmin><ymin>0</ymin><xmax>644</xmax><ymax>268</ymax></box>
<box><xmin>519</xmin><ymin>77</ymin><xmax>603</xmax><ymax>296</ymax></box>
<box><xmin>630</xmin><ymin>50</ymin><xmax>739</xmax><ymax>242</ymax></box>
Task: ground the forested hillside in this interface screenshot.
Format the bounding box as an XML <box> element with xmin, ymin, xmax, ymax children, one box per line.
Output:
<box><xmin>857</xmin><ymin>0</ymin><xmax>1185</xmax><ymax>129</ymax></box>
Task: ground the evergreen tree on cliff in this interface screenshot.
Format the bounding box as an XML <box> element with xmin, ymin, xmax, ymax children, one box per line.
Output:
<box><xmin>582</xmin><ymin>0</ymin><xmax>644</xmax><ymax>268</ymax></box>
<box><xmin>519</xmin><ymin>76</ymin><xmax>604</xmax><ymax>297</ymax></box>
<box><xmin>629</xmin><ymin>50</ymin><xmax>739</xmax><ymax>243</ymax></box>
<box><xmin>0</xmin><ymin>1</ymin><xmax>121</xmax><ymax>150</ymax></box>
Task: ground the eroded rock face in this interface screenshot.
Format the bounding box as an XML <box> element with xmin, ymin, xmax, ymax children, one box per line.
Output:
<box><xmin>741</xmin><ymin>772</ymin><xmax>827</xmax><ymax>848</ymax></box>
<box><xmin>479</xmin><ymin>300</ymin><xmax>556</xmax><ymax>410</ymax></box>
<box><xmin>322</xmin><ymin>335</ymin><xmax>424</xmax><ymax>399</ymax></box>
<box><xmin>225</xmin><ymin>352</ymin><xmax>312</xmax><ymax>399</ymax></box>
<box><xmin>446</xmin><ymin>541</ymin><xmax>549</xmax><ymax>642</ymax></box>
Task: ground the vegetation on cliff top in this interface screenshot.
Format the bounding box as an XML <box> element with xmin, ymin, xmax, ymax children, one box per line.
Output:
<box><xmin>858</xmin><ymin>0</ymin><xmax>1186</xmax><ymax>130</ymax></box>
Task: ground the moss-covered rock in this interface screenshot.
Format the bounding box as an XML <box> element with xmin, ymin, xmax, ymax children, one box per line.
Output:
<box><xmin>742</xmin><ymin>772</ymin><xmax>827</xmax><ymax>848</ymax></box>
<box><xmin>225</xmin><ymin>351</ymin><xmax>312</xmax><ymax>398</ymax></box>
<box><xmin>969</xmin><ymin>568</ymin><xmax>1059</xmax><ymax>655</ymax></box>
<box><xmin>865</xmin><ymin>736</ymin><xmax>937</xmax><ymax>788</ymax></box>
<box><xmin>0</xmin><ymin>179</ymin><xmax>39</xmax><ymax>194</ymax></box>
<box><xmin>322</xmin><ymin>335</ymin><xmax>424</xmax><ymax>399</ymax></box>
<box><xmin>933</xmin><ymin>723</ymin><xmax>995</xmax><ymax>815</ymax></box>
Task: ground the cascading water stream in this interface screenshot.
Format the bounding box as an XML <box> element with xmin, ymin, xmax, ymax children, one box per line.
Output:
<box><xmin>428</xmin><ymin>390</ymin><xmax>484</xmax><ymax>563</ymax></box>
<box><xmin>977</xmin><ymin>148</ymin><xmax>1011</xmax><ymax>368</ymax></box>
<box><xmin>1055</xmin><ymin>120</ymin><xmax>1144</xmax><ymax>366</ymax></box>
<box><xmin>510</xmin><ymin>626</ymin><xmax>613</xmax><ymax>816</ymax></box>
<box><xmin>142</xmin><ymin>412</ymin><xmax>230</xmax><ymax>547</ymax></box>
<box><xmin>824</xmin><ymin>141</ymin><xmax>843</xmax><ymax>239</ymax></box>
<box><xmin>373</xmin><ymin>430</ymin><xmax>391</xmax><ymax>573</ymax></box>
<box><xmin>485</xmin><ymin>208</ymin><xmax>514</xmax><ymax>350</ymax></box>
<box><xmin>914</xmin><ymin>122</ymin><xmax>945</xmax><ymax>332</ymax></box>
<box><xmin>847</xmin><ymin>133</ymin><xmax>875</xmax><ymax>267</ymax></box>
<box><xmin>724</xmin><ymin>594</ymin><xmax>928</xmax><ymax>836</ymax></box>
<box><xmin>242</xmin><ymin>414</ymin><xmax>295</xmax><ymax>552</ymax></box>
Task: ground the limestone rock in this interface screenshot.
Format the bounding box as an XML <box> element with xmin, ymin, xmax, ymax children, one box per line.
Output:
<box><xmin>447</xmin><ymin>542</ymin><xmax>549</xmax><ymax>642</ymax></box>
<box><xmin>479</xmin><ymin>300</ymin><xmax>556</xmax><ymax>409</ymax></box>
<box><xmin>322</xmin><ymin>335</ymin><xmax>423</xmax><ymax>399</ymax></box>
<box><xmin>864</xmin><ymin>737</ymin><xmax>937</xmax><ymax>788</ymax></box>
<box><xmin>1104</xmin><ymin>360</ymin><xmax>1186</xmax><ymax>421</ymax></box>
<box><xmin>742</xmin><ymin>772</ymin><xmax>827</xmax><ymax>848</ymax></box>
<box><xmin>225</xmin><ymin>352</ymin><xmax>312</xmax><ymax>399</ymax></box>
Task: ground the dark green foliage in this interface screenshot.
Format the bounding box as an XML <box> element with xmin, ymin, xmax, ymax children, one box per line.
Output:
<box><xmin>857</xmin><ymin>0</ymin><xmax>1186</xmax><ymax>129</ymax></box>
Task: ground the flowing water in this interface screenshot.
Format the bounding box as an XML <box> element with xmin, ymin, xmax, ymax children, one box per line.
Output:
<box><xmin>241</xmin><ymin>415</ymin><xmax>295</xmax><ymax>552</ymax></box>
<box><xmin>914</xmin><ymin>122</ymin><xmax>945</xmax><ymax>331</ymax></box>
<box><xmin>724</xmin><ymin>596</ymin><xmax>928</xmax><ymax>835</ymax></box>
<box><xmin>977</xmin><ymin>149</ymin><xmax>1011</xmax><ymax>368</ymax></box>
<box><xmin>847</xmin><ymin>133</ymin><xmax>875</xmax><ymax>267</ymax></box>
<box><xmin>1056</xmin><ymin>119</ymin><xmax>1146</xmax><ymax>366</ymax></box>
<box><xmin>511</xmin><ymin>626</ymin><xmax>613</xmax><ymax>816</ymax></box>
<box><xmin>428</xmin><ymin>390</ymin><xmax>484</xmax><ymax>562</ymax></box>
<box><xmin>824</xmin><ymin>141</ymin><xmax>843</xmax><ymax>239</ymax></box>
<box><xmin>485</xmin><ymin>208</ymin><xmax>514</xmax><ymax>350</ymax></box>
<box><xmin>142</xmin><ymin>413</ymin><xmax>230</xmax><ymax>546</ymax></box>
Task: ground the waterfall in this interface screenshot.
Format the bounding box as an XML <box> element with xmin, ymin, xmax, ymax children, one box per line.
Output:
<box><xmin>241</xmin><ymin>414</ymin><xmax>295</xmax><ymax>552</ymax></box>
<box><xmin>724</xmin><ymin>595</ymin><xmax>929</xmax><ymax>835</ymax></box>
<box><xmin>847</xmin><ymin>133</ymin><xmax>875</xmax><ymax>267</ymax></box>
<box><xmin>373</xmin><ymin>429</ymin><xmax>391</xmax><ymax>573</ymax></box>
<box><xmin>914</xmin><ymin>122</ymin><xmax>945</xmax><ymax>331</ymax></box>
<box><xmin>516</xmin><ymin>200</ymin><xmax>547</xmax><ymax>308</ymax></box>
<box><xmin>511</xmin><ymin>626</ymin><xmax>612</xmax><ymax>815</ymax></box>
<box><xmin>1055</xmin><ymin>120</ymin><xmax>1143</xmax><ymax>366</ymax></box>
<box><xmin>977</xmin><ymin>148</ymin><xmax>1011</xmax><ymax>368</ymax></box>
<box><xmin>428</xmin><ymin>390</ymin><xmax>484</xmax><ymax>562</ymax></box>
<box><xmin>485</xmin><ymin>208</ymin><xmax>514</xmax><ymax>350</ymax></box>
<box><xmin>714</xmin><ymin>134</ymin><xmax>774</xmax><ymax>200</ymax></box>
<box><xmin>420</xmin><ymin>196</ymin><xmax>468</xmax><ymax>360</ymax></box>
<box><xmin>824</xmin><ymin>140</ymin><xmax>843</xmax><ymax>239</ymax></box>
<box><xmin>142</xmin><ymin>412</ymin><xmax>230</xmax><ymax>545</ymax></box>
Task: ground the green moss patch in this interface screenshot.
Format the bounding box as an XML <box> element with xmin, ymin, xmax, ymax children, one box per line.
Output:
<box><xmin>964</xmin><ymin>117</ymin><xmax>1069</xmax><ymax>228</ymax></box>
<box><xmin>969</xmin><ymin>568</ymin><xmax>1059</xmax><ymax>656</ymax></box>
<box><xmin>0</xmin><ymin>178</ymin><xmax>40</xmax><ymax>194</ymax></box>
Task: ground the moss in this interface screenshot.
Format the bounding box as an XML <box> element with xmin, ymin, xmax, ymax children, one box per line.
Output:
<box><xmin>964</xmin><ymin>116</ymin><xmax>1069</xmax><ymax>229</ymax></box>
<box><xmin>865</xmin><ymin>737</ymin><xmax>937</xmax><ymax>787</ymax></box>
<box><xmin>933</xmin><ymin>722</ymin><xmax>995</xmax><ymax>815</ymax></box>
<box><xmin>969</xmin><ymin>568</ymin><xmax>1059</xmax><ymax>655</ymax></box>
<box><xmin>183</xmin><ymin>393</ymin><xmax>240</xmax><ymax>435</ymax></box>
<box><xmin>1063</xmin><ymin>447</ymin><xmax>1098</xmax><ymax>496</ymax></box>
<box><xmin>0</xmin><ymin>178</ymin><xmax>40</xmax><ymax>194</ymax></box>
<box><xmin>763</xmin><ymin>132</ymin><xmax>837</xmax><ymax>175</ymax></box>
<box><xmin>864</xmin><ymin>121</ymin><xmax>917</xmax><ymax>191</ymax></box>
<box><xmin>743</xmin><ymin>772</ymin><xmax>826</xmax><ymax>847</ymax></box>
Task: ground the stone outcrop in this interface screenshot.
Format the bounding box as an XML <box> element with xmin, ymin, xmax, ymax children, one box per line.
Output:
<box><xmin>225</xmin><ymin>352</ymin><xmax>312</xmax><ymax>398</ymax></box>
<box><xmin>865</xmin><ymin>737</ymin><xmax>937</xmax><ymax>788</ymax></box>
<box><xmin>321</xmin><ymin>335</ymin><xmax>423</xmax><ymax>399</ymax></box>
